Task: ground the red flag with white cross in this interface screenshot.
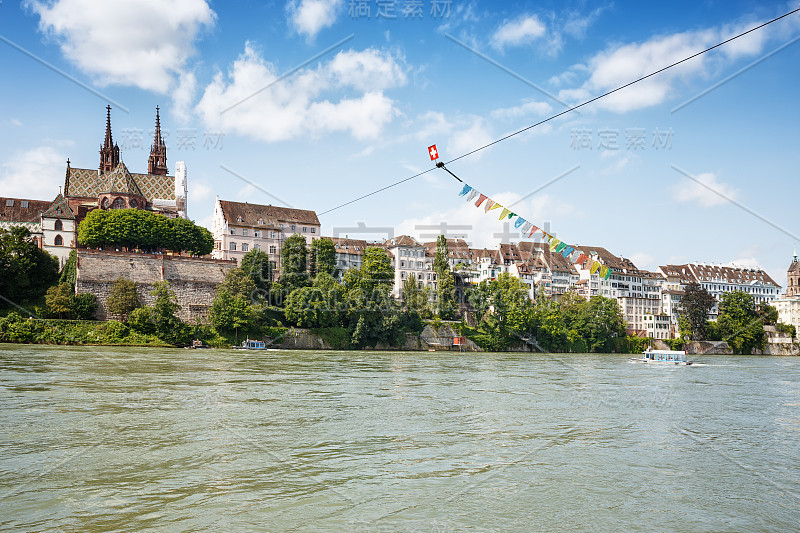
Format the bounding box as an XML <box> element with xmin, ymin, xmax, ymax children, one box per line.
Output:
<box><xmin>428</xmin><ymin>144</ymin><xmax>439</xmax><ymax>161</ymax></box>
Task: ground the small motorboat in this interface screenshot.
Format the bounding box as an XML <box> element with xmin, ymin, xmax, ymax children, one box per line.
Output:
<box><xmin>635</xmin><ymin>348</ymin><xmax>693</xmax><ymax>365</ymax></box>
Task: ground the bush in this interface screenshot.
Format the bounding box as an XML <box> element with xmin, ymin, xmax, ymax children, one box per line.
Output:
<box><xmin>72</xmin><ymin>293</ymin><xmax>97</xmax><ymax>320</ymax></box>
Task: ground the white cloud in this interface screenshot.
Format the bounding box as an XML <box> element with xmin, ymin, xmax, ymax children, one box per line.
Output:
<box><xmin>490</xmin><ymin>100</ymin><xmax>552</xmax><ymax>121</ymax></box>
<box><xmin>9</xmin><ymin>118</ymin><xmax>23</xmax><ymax>127</ymax></box>
<box><xmin>172</xmin><ymin>71</ymin><xmax>198</xmax><ymax>123</ymax></box>
<box><xmin>287</xmin><ymin>0</ymin><xmax>343</xmax><ymax>40</ymax></box>
<box><xmin>557</xmin><ymin>10</ymin><xmax>800</xmax><ymax>113</ymax></box>
<box><xmin>728</xmin><ymin>257</ymin><xmax>762</xmax><ymax>269</ymax></box>
<box><xmin>196</xmin><ymin>44</ymin><xmax>407</xmax><ymax>142</ymax></box>
<box><xmin>491</xmin><ymin>14</ymin><xmax>546</xmax><ymax>50</ymax></box>
<box><xmin>189</xmin><ymin>181</ymin><xmax>213</xmax><ymax>204</ymax></box>
<box><xmin>447</xmin><ymin>118</ymin><xmax>492</xmax><ymax>160</ymax></box>
<box><xmin>396</xmin><ymin>191</ymin><xmax>577</xmax><ymax>248</ymax></box>
<box><xmin>630</xmin><ymin>252</ymin><xmax>656</xmax><ymax>272</ymax></box>
<box><xmin>0</xmin><ymin>144</ymin><xmax>70</xmax><ymax>199</ymax></box>
<box><xmin>27</xmin><ymin>0</ymin><xmax>215</xmax><ymax>92</ymax></box>
<box><xmin>673</xmin><ymin>172</ymin><xmax>738</xmax><ymax>207</ymax></box>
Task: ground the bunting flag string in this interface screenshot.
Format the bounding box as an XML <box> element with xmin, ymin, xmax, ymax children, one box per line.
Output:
<box><xmin>454</xmin><ymin>182</ymin><xmax>613</xmax><ymax>280</ymax></box>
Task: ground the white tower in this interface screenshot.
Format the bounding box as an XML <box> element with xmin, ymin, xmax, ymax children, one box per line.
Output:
<box><xmin>175</xmin><ymin>161</ymin><xmax>188</xmax><ymax>219</ymax></box>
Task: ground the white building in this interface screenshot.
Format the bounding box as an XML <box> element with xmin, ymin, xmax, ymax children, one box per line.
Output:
<box><xmin>384</xmin><ymin>235</ymin><xmax>436</xmax><ymax>298</ymax></box>
<box><xmin>41</xmin><ymin>193</ymin><xmax>77</xmax><ymax>265</ymax></box>
<box><xmin>211</xmin><ymin>199</ymin><xmax>320</xmax><ymax>272</ymax></box>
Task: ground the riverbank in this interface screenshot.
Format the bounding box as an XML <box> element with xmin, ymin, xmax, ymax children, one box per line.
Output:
<box><xmin>3</xmin><ymin>314</ymin><xmax>799</xmax><ymax>355</ymax></box>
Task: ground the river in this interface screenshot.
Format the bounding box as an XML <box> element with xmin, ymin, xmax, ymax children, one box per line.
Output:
<box><xmin>1</xmin><ymin>344</ymin><xmax>799</xmax><ymax>532</ymax></box>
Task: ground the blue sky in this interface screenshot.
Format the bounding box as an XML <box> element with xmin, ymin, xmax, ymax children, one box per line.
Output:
<box><xmin>1</xmin><ymin>0</ymin><xmax>799</xmax><ymax>286</ymax></box>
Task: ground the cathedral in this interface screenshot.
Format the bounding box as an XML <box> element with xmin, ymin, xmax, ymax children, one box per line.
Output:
<box><xmin>37</xmin><ymin>106</ymin><xmax>188</xmax><ymax>264</ymax></box>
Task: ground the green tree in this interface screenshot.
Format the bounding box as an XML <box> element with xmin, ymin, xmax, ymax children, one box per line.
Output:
<box><xmin>148</xmin><ymin>281</ymin><xmax>187</xmax><ymax>345</ymax></box>
<box><xmin>280</xmin><ymin>234</ymin><xmax>311</xmax><ymax>294</ymax></box>
<box><xmin>360</xmin><ymin>247</ymin><xmax>394</xmax><ymax>297</ymax></box>
<box><xmin>71</xmin><ymin>293</ymin><xmax>97</xmax><ymax>320</ymax></box>
<box><xmin>209</xmin><ymin>268</ymin><xmax>257</xmax><ymax>339</ymax></box>
<box><xmin>717</xmin><ymin>290</ymin><xmax>765</xmax><ymax>354</ymax></box>
<box><xmin>59</xmin><ymin>250</ymin><xmax>78</xmax><ymax>287</ymax></box>
<box><xmin>240</xmin><ymin>249</ymin><xmax>274</xmax><ymax>291</ymax></box>
<box><xmin>757</xmin><ymin>303</ymin><xmax>779</xmax><ymax>326</ymax></box>
<box><xmin>679</xmin><ymin>281</ymin><xmax>716</xmax><ymax>340</ymax></box>
<box><xmin>45</xmin><ymin>282</ymin><xmax>75</xmax><ymax>319</ymax></box>
<box><xmin>309</xmin><ymin>238</ymin><xmax>336</xmax><ymax>278</ymax></box>
<box><xmin>401</xmin><ymin>278</ymin><xmax>429</xmax><ymax>313</ymax></box>
<box><xmin>107</xmin><ymin>278</ymin><xmax>141</xmax><ymax>321</ymax></box>
<box><xmin>0</xmin><ymin>226</ymin><xmax>59</xmax><ymax>308</ymax></box>
<box><xmin>434</xmin><ymin>236</ymin><xmax>455</xmax><ymax>319</ymax></box>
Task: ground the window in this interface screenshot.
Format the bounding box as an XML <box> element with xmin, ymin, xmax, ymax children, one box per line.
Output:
<box><xmin>253</xmin><ymin>244</ymin><xmax>259</xmax><ymax>250</ymax></box>
<box><xmin>111</xmin><ymin>197</ymin><xmax>126</xmax><ymax>209</ymax></box>
<box><xmin>215</xmin><ymin>241</ymin><xmax>221</xmax><ymax>250</ymax></box>
<box><xmin>269</xmin><ymin>245</ymin><xmax>277</xmax><ymax>254</ymax></box>
<box><xmin>241</xmin><ymin>243</ymin><xmax>249</xmax><ymax>252</ymax></box>
<box><xmin>54</xmin><ymin>220</ymin><xmax>63</xmax><ymax>231</ymax></box>
<box><xmin>237</xmin><ymin>216</ymin><xmax>243</xmax><ymax>222</ymax></box>
<box><xmin>55</xmin><ymin>234</ymin><xmax>63</xmax><ymax>246</ymax></box>
<box><xmin>230</xmin><ymin>242</ymin><xmax>237</xmax><ymax>251</ymax></box>
<box><xmin>303</xmin><ymin>227</ymin><xmax>307</xmax><ymax>232</ymax></box>
<box><xmin>254</xmin><ymin>231</ymin><xmax>259</xmax><ymax>238</ymax></box>
<box><xmin>21</xmin><ymin>201</ymin><xmax>28</xmax><ymax>208</ymax></box>
<box><xmin>258</xmin><ymin>218</ymin><xmax>264</xmax><ymax>225</ymax></box>
<box><xmin>271</xmin><ymin>232</ymin><xmax>276</xmax><ymax>239</ymax></box>
<box><xmin>129</xmin><ymin>198</ymin><xmax>138</xmax><ymax>209</ymax></box>
<box><xmin>291</xmin><ymin>225</ymin><xmax>296</xmax><ymax>231</ymax></box>
<box><xmin>5</xmin><ymin>199</ymin><xmax>13</xmax><ymax>207</ymax></box>
<box><xmin>242</xmin><ymin>229</ymin><xmax>248</xmax><ymax>236</ymax></box>
<box><xmin>230</xmin><ymin>229</ymin><xmax>236</xmax><ymax>235</ymax></box>
<box><xmin>311</xmin><ymin>228</ymin><xmax>316</xmax><ymax>233</ymax></box>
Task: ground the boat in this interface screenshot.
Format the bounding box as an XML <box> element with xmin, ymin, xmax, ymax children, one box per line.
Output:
<box><xmin>233</xmin><ymin>338</ymin><xmax>269</xmax><ymax>350</ymax></box>
<box><xmin>187</xmin><ymin>339</ymin><xmax>211</xmax><ymax>349</ymax></box>
<box><xmin>636</xmin><ymin>348</ymin><xmax>693</xmax><ymax>365</ymax></box>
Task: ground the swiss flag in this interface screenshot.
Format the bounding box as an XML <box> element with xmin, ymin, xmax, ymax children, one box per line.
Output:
<box><xmin>428</xmin><ymin>144</ymin><xmax>439</xmax><ymax>161</ymax></box>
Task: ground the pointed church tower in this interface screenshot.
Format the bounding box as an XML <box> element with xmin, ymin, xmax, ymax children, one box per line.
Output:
<box><xmin>788</xmin><ymin>249</ymin><xmax>800</xmax><ymax>298</ymax></box>
<box><xmin>99</xmin><ymin>105</ymin><xmax>120</xmax><ymax>174</ymax></box>
<box><xmin>147</xmin><ymin>106</ymin><xmax>168</xmax><ymax>176</ymax></box>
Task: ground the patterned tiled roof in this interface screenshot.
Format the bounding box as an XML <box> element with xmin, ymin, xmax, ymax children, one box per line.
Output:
<box><xmin>65</xmin><ymin>163</ymin><xmax>174</xmax><ymax>201</ymax></box>
<box><xmin>0</xmin><ymin>197</ymin><xmax>51</xmax><ymax>224</ymax></box>
<box><xmin>104</xmin><ymin>162</ymin><xmax>143</xmax><ymax>196</ymax></box>
<box><xmin>219</xmin><ymin>200</ymin><xmax>318</xmax><ymax>226</ymax></box>
<box><xmin>42</xmin><ymin>193</ymin><xmax>75</xmax><ymax>220</ymax></box>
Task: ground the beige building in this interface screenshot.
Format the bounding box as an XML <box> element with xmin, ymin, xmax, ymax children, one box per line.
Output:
<box><xmin>211</xmin><ymin>199</ymin><xmax>321</xmax><ymax>274</ymax></box>
<box><xmin>384</xmin><ymin>235</ymin><xmax>436</xmax><ymax>298</ymax></box>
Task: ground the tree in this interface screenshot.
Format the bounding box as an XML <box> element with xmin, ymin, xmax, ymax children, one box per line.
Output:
<box><xmin>717</xmin><ymin>291</ymin><xmax>765</xmax><ymax>354</ymax></box>
<box><xmin>71</xmin><ymin>293</ymin><xmax>97</xmax><ymax>320</ymax></box>
<box><xmin>679</xmin><ymin>281</ymin><xmax>716</xmax><ymax>340</ymax></box>
<box><xmin>59</xmin><ymin>250</ymin><xmax>78</xmax><ymax>287</ymax></box>
<box><xmin>148</xmin><ymin>281</ymin><xmax>187</xmax><ymax>345</ymax></box>
<box><xmin>240</xmin><ymin>249</ymin><xmax>274</xmax><ymax>291</ymax></box>
<box><xmin>757</xmin><ymin>303</ymin><xmax>779</xmax><ymax>326</ymax></box>
<box><xmin>309</xmin><ymin>238</ymin><xmax>336</xmax><ymax>278</ymax></box>
<box><xmin>360</xmin><ymin>247</ymin><xmax>394</xmax><ymax>297</ymax></box>
<box><xmin>433</xmin><ymin>236</ymin><xmax>455</xmax><ymax>319</ymax></box>
<box><xmin>45</xmin><ymin>282</ymin><xmax>75</xmax><ymax>319</ymax></box>
<box><xmin>210</xmin><ymin>268</ymin><xmax>257</xmax><ymax>339</ymax></box>
<box><xmin>107</xmin><ymin>278</ymin><xmax>140</xmax><ymax>321</ymax></box>
<box><xmin>0</xmin><ymin>226</ymin><xmax>59</xmax><ymax>308</ymax></box>
<box><xmin>401</xmin><ymin>278</ymin><xmax>429</xmax><ymax>313</ymax></box>
<box><xmin>280</xmin><ymin>234</ymin><xmax>311</xmax><ymax>294</ymax></box>
<box><xmin>77</xmin><ymin>209</ymin><xmax>213</xmax><ymax>255</ymax></box>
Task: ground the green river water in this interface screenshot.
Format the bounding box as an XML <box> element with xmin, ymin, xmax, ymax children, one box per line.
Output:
<box><xmin>1</xmin><ymin>344</ymin><xmax>798</xmax><ymax>532</ymax></box>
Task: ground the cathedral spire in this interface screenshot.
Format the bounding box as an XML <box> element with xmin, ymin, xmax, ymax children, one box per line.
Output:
<box><xmin>147</xmin><ymin>106</ymin><xmax>168</xmax><ymax>175</ymax></box>
<box><xmin>99</xmin><ymin>105</ymin><xmax>120</xmax><ymax>173</ymax></box>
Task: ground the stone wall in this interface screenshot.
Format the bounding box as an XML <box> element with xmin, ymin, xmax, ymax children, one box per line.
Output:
<box><xmin>75</xmin><ymin>250</ymin><xmax>236</xmax><ymax>322</ymax></box>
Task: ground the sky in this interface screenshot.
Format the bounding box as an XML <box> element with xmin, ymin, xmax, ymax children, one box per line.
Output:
<box><xmin>1</xmin><ymin>0</ymin><xmax>799</xmax><ymax>287</ymax></box>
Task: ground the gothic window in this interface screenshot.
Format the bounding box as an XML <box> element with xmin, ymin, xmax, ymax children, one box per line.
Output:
<box><xmin>54</xmin><ymin>220</ymin><xmax>63</xmax><ymax>231</ymax></box>
<box><xmin>111</xmin><ymin>197</ymin><xmax>126</xmax><ymax>209</ymax></box>
<box><xmin>55</xmin><ymin>234</ymin><xmax>63</xmax><ymax>246</ymax></box>
<box><xmin>101</xmin><ymin>197</ymin><xmax>110</xmax><ymax>209</ymax></box>
<box><xmin>129</xmin><ymin>198</ymin><xmax>138</xmax><ymax>209</ymax></box>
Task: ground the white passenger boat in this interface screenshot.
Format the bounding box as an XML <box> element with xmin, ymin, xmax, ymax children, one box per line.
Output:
<box><xmin>636</xmin><ymin>348</ymin><xmax>693</xmax><ymax>365</ymax></box>
<box><xmin>233</xmin><ymin>339</ymin><xmax>268</xmax><ymax>350</ymax></box>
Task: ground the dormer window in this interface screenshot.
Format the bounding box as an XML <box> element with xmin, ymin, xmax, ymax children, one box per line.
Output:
<box><xmin>237</xmin><ymin>216</ymin><xmax>243</xmax><ymax>223</ymax></box>
<box><xmin>258</xmin><ymin>218</ymin><xmax>264</xmax><ymax>225</ymax></box>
